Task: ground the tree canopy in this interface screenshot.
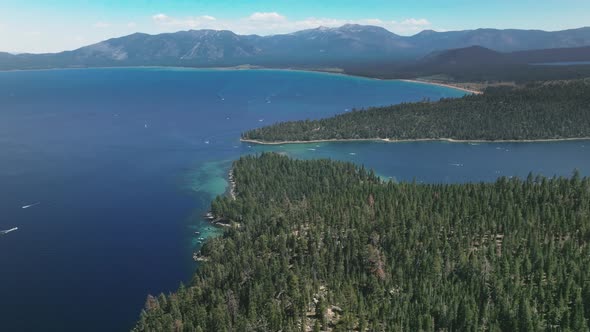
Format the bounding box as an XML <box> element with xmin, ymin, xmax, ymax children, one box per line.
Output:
<box><xmin>134</xmin><ymin>153</ymin><xmax>590</xmax><ymax>331</ymax></box>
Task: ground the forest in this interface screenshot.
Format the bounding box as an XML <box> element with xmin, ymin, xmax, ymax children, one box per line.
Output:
<box><xmin>341</xmin><ymin>62</ymin><xmax>590</xmax><ymax>83</ymax></box>
<box><xmin>134</xmin><ymin>153</ymin><xmax>590</xmax><ymax>331</ymax></box>
<box><xmin>242</xmin><ymin>80</ymin><xmax>590</xmax><ymax>143</ymax></box>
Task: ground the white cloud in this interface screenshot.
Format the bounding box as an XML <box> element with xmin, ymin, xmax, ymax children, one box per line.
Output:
<box><xmin>399</xmin><ymin>18</ymin><xmax>431</xmax><ymax>26</ymax></box>
<box><xmin>386</xmin><ymin>18</ymin><xmax>432</xmax><ymax>34</ymax></box>
<box><xmin>127</xmin><ymin>22</ymin><xmax>137</xmax><ymax>28</ymax></box>
<box><xmin>151</xmin><ymin>12</ymin><xmax>433</xmax><ymax>36</ymax></box>
<box><xmin>363</xmin><ymin>19</ymin><xmax>385</xmax><ymax>25</ymax></box>
<box><xmin>93</xmin><ymin>21</ymin><xmax>111</xmax><ymax>29</ymax></box>
<box><xmin>152</xmin><ymin>13</ymin><xmax>219</xmax><ymax>29</ymax></box>
<box><xmin>152</xmin><ymin>13</ymin><xmax>170</xmax><ymax>24</ymax></box>
<box><xmin>248</xmin><ymin>12</ymin><xmax>286</xmax><ymax>22</ymax></box>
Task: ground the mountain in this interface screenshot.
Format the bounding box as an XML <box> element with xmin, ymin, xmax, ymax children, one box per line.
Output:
<box><xmin>2</xmin><ymin>25</ymin><xmax>590</xmax><ymax>70</ymax></box>
<box><xmin>0</xmin><ymin>52</ymin><xmax>16</xmax><ymax>60</ymax></box>
<box><xmin>244</xmin><ymin>24</ymin><xmax>415</xmax><ymax>66</ymax></box>
<box><xmin>379</xmin><ymin>45</ymin><xmax>590</xmax><ymax>83</ymax></box>
<box><xmin>418</xmin><ymin>46</ymin><xmax>506</xmax><ymax>67</ymax></box>
<box><xmin>70</xmin><ymin>30</ymin><xmax>261</xmax><ymax>64</ymax></box>
<box><xmin>418</xmin><ymin>45</ymin><xmax>590</xmax><ymax>68</ymax></box>
<box><xmin>509</xmin><ymin>46</ymin><xmax>590</xmax><ymax>63</ymax></box>
<box><xmin>2</xmin><ymin>30</ymin><xmax>261</xmax><ymax>69</ymax></box>
<box><xmin>409</xmin><ymin>27</ymin><xmax>590</xmax><ymax>53</ymax></box>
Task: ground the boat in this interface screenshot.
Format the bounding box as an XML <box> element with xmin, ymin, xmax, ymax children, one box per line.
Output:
<box><xmin>0</xmin><ymin>227</ymin><xmax>18</xmax><ymax>235</ymax></box>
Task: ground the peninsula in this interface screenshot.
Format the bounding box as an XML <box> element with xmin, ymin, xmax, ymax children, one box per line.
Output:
<box><xmin>135</xmin><ymin>153</ymin><xmax>590</xmax><ymax>331</ymax></box>
<box><xmin>242</xmin><ymin>80</ymin><xmax>590</xmax><ymax>144</ymax></box>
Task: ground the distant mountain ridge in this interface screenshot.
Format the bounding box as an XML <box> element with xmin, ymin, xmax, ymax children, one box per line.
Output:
<box><xmin>418</xmin><ymin>45</ymin><xmax>590</xmax><ymax>67</ymax></box>
<box><xmin>378</xmin><ymin>45</ymin><xmax>590</xmax><ymax>83</ymax></box>
<box><xmin>2</xmin><ymin>24</ymin><xmax>590</xmax><ymax>70</ymax></box>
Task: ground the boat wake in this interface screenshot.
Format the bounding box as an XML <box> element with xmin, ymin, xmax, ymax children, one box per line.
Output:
<box><xmin>0</xmin><ymin>227</ymin><xmax>18</xmax><ymax>235</ymax></box>
<box><xmin>22</xmin><ymin>202</ymin><xmax>40</xmax><ymax>209</ymax></box>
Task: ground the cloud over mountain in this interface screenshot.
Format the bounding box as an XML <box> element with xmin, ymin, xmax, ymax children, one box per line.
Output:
<box><xmin>151</xmin><ymin>12</ymin><xmax>433</xmax><ymax>36</ymax></box>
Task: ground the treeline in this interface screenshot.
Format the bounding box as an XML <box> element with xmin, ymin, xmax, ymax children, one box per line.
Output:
<box><xmin>242</xmin><ymin>80</ymin><xmax>590</xmax><ymax>143</ymax></box>
<box><xmin>342</xmin><ymin>62</ymin><xmax>590</xmax><ymax>83</ymax></box>
<box><xmin>134</xmin><ymin>153</ymin><xmax>590</xmax><ymax>331</ymax></box>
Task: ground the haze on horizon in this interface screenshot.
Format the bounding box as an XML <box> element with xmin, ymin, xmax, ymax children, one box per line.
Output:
<box><xmin>1</xmin><ymin>0</ymin><xmax>589</xmax><ymax>54</ymax></box>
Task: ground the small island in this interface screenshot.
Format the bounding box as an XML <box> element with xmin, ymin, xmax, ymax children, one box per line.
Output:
<box><xmin>242</xmin><ymin>80</ymin><xmax>590</xmax><ymax>144</ymax></box>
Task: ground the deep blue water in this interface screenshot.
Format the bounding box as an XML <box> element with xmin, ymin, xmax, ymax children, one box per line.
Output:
<box><xmin>0</xmin><ymin>68</ymin><xmax>587</xmax><ymax>331</ymax></box>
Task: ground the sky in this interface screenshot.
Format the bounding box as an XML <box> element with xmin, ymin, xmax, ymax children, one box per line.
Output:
<box><xmin>1</xmin><ymin>0</ymin><xmax>589</xmax><ymax>53</ymax></box>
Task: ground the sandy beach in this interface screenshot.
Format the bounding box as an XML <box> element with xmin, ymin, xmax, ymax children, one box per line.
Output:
<box><xmin>399</xmin><ymin>79</ymin><xmax>483</xmax><ymax>95</ymax></box>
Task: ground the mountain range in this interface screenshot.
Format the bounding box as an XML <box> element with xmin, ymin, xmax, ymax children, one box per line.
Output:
<box><xmin>2</xmin><ymin>24</ymin><xmax>590</xmax><ymax>72</ymax></box>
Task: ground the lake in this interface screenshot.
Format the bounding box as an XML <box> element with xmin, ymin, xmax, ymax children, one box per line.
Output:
<box><xmin>0</xmin><ymin>68</ymin><xmax>587</xmax><ymax>331</ymax></box>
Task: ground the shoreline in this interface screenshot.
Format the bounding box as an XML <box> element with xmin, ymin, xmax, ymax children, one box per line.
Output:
<box><xmin>240</xmin><ymin>137</ymin><xmax>590</xmax><ymax>145</ymax></box>
<box><xmin>399</xmin><ymin>79</ymin><xmax>483</xmax><ymax>95</ymax></box>
<box><xmin>0</xmin><ymin>65</ymin><xmax>477</xmax><ymax>95</ymax></box>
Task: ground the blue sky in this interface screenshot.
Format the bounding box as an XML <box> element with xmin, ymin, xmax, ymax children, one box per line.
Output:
<box><xmin>1</xmin><ymin>0</ymin><xmax>589</xmax><ymax>53</ymax></box>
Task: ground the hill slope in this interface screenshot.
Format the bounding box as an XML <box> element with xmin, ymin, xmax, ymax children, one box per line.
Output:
<box><xmin>416</xmin><ymin>45</ymin><xmax>590</xmax><ymax>68</ymax></box>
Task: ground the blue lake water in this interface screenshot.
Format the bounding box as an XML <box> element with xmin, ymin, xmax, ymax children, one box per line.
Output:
<box><xmin>0</xmin><ymin>68</ymin><xmax>587</xmax><ymax>331</ymax></box>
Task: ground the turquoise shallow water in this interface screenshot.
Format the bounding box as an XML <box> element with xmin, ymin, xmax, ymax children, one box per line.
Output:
<box><xmin>0</xmin><ymin>67</ymin><xmax>587</xmax><ymax>331</ymax></box>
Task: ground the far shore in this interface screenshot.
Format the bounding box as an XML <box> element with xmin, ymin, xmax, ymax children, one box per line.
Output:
<box><xmin>0</xmin><ymin>65</ymin><xmax>481</xmax><ymax>95</ymax></box>
<box><xmin>241</xmin><ymin>137</ymin><xmax>590</xmax><ymax>145</ymax></box>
